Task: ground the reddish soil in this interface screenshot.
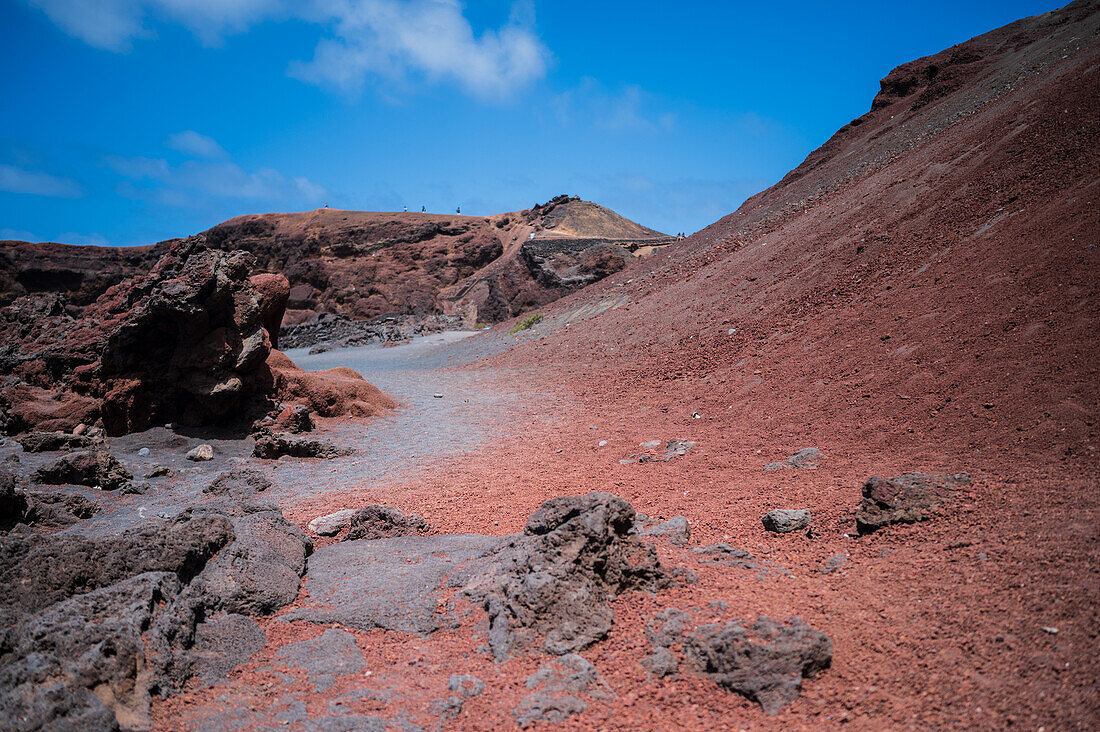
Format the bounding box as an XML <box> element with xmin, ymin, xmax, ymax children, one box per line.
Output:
<box><xmin>157</xmin><ymin>3</ymin><xmax>1098</xmax><ymax>730</ymax></box>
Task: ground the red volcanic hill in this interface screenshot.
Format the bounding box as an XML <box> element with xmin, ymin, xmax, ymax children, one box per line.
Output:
<box><xmin>0</xmin><ymin>196</ymin><xmax>670</xmax><ymax>327</ymax></box>
<box><xmin>496</xmin><ymin>0</ymin><xmax>1099</xmax><ymax>468</ymax></box>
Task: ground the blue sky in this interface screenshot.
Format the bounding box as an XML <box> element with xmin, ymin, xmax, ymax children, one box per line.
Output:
<box><xmin>0</xmin><ymin>0</ymin><xmax>1064</xmax><ymax>246</ymax></box>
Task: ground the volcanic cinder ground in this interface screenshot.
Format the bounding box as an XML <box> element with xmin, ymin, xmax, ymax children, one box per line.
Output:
<box><xmin>2</xmin><ymin>2</ymin><xmax>1099</xmax><ymax>731</ymax></box>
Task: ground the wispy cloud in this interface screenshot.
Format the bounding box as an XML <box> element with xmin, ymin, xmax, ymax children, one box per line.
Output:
<box><xmin>25</xmin><ymin>0</ymin><xmax>286</xmax><ymax>51</ymax></box>
<box><xmin>27</xmin><ymin>0</ymin><xmax>549</xmax><ymax>99</ymax></box>
<box><xmin>57</xmin><ymin>231</ymin><xmax>111</xmax><ymax>246</ymax></box>
<box><xmin>552</xmin><ymin>78</ymin><xmax>675</xmax><ymax>133</ymax></box>
<box><xmin>0</xmin><ymin>227</ymin><xmax>39</xmax><ymax>241</ymax></box>
<box><xmin>0</xmin><ymin>164</ymin><xmax>82</xmax><ymax>197</ymax></box>
<box><xmin>107</xmin><ymin>132</ymin><xmax>326</xmax><ymax>210</ymax></box>
<box><xmin>166</xmin><ymin>130</ymin><xmax>228</xmax><ymax>159</ymax></box>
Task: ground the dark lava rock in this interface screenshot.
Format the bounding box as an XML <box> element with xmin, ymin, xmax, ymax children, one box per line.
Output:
<box><xmin>512</xmin><ymin>653</ymin><xmax>614</xmax><ymax>728</ymax></box>
<box><xmin>460</xmin><ymin>492</ymin><xmax>673</xmax><ymax>661</ymax></box>
<box><xmin>33</xmin><ymin>449</ymin><xmax>133</xmax><ymax>490</ymax></box>
<box><xmin>621</xmin><ymin>439</ymin><xmax>695</xmax><ymax>464</ymax></box>
<box><xmin>17</xmin><ymin>431</ymin><xmax>96</xmax><ymax>453</ymax></box>
<box><xmin>22</xmin><ymin>490</ymin><xmax>100</xmax><ymax>526</ymax></box>
<box><xmin>764</xmin><ymin>447</ymin><xmax>822</xmax><ymax>471</ymax></box>
<box><xmin>253</xmin><ymin>433</ymin><xmax>352</xmax><ymax>459</ymax></box>
<box><xmin>203</xmin><ymin>468</ymin><xmax>271</xmax><ymax>498</ymax></box>
<box><xmin>645</xmin><ymin>607</ymin><xmax>692</xmax><ymax>649</ymax></box>
<box><xmin>855</xmin><ymin>472</ymin><xmax>971</xmax><ymax>534</ymax></box>
<box><xmin>286</xmin><ymin>534</ymin><xmax>501</xmax><ymax>634</ymax></box>
<box><xmin>634</xmin><ymin>514</ymin><xmax>691</xmax><ymax>544</ymax></box>
<box><xmin>761</xmin><ymin>509</ymin><xmax>812</xmax><ymax>533</ymax></box>
<box><xmin>0</xmin><ymin>502</ymin><xmax>311</xmax><ymax>730</ymax></box>
<box><xmin>0</xmin><ymin>468</ymin><xmax>27</xmax><ymax>528</ymax></box>
<box><xmin>449</xmin><ymin>674</ymin><xmax>486</xmax><ymax>698</ymax></box>
<box><xmin>684</xmin><ymin>616</ymin><xmax>832</xmax><ymax>715</ymax></box>
<box><xmin>343</xmin><ymin>504</ymin><xmax>430</xmax><ymax>541</ymax></box>
<box><xmin>641</xmin><ymin>647</ymin><xmax>680</xmax><ymax>677</ymax></box>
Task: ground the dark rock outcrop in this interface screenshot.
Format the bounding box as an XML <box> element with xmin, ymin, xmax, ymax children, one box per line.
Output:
<box><xmin>761</xmin><ymin>509</ymin><xmax>812</xmax><ymax>534</ymax></box>
<box><xmin>460</xmin><ymin>492</ymin><xmax>672</xmax><ymax>661</ymax></box>
<box><xmin>17</xmin><ymin>431</ymin><xmax>97</xmax><ymax>453</ymax></box>
<box><xmin>253</xmin><ymin>433</ymin><xmax>352</xmax><ymax>459</ymax></box>
<box><xmin>855</xmin><ymin>472</ymin><xmax>971</xmax><ymax>534</ymax></box>
<box><xmin>684</xmin><ymin>617</ymin><xmax>832</xmax><ymax>715</ymax></box>
<box><xmin>0</xmin><ymin>503</ymin><xmax>311</xmax><ymax>730</ymax></box>
<box><xmin>512</xmin><ymin>653</ymin><xmax>615</xmax><ymax>728</ymax></box>
<box><xmin>34</xmin><ymin>449</ymin><xmax>132</xmax><ymax>490</ymax></box>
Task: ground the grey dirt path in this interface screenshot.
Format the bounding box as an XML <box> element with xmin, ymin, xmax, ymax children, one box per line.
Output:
<box><xmin>0</xmin><ymin>330</ymin><xmax>558</xmax><ymax>536</ymax></box>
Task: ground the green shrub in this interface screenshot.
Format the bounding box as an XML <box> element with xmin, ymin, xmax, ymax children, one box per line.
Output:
<box><xmin>509</xmin><ymin>313</ymin><xmax>544</xmax><ymax>334</ymax></box>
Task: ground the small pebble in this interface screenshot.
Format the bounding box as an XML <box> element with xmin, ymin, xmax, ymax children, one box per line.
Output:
<box><xmin>598</xmin><ymin>440</ymin><xmax>608</xmax><ymax>447</ymax></box>
<box><xmin>1042</xmin><ymin>626</ymin><xmax>1059</xmax><ymax>635</ymax></box>
<box><xmin>433</xmin><ymin>393</ymin><xmax>443</xmax><ymax>399</ymax></box>
<box><xmin>138</xmin><ymin>447</ymin><xmax>150</xmax><ymax>457</ymax></box>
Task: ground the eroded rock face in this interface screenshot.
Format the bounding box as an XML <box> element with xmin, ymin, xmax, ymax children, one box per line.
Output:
<box><xmin>460</xmin><ymin>492</ymin><xmax>672</xmax><ymax>661</ymax></box>
<box><xmin>0</xmin><ymin>502</ymin><xmax>312</xmax><ymax>730</ymax></box>
<box><xmin>855</xmin><ymin>472</ymin><xmax>971</xmax><ymax>534</ymax></box>
<box><xmin>0</xmin><ymin>238</ymin><xmax>284</xmax><ymax>435</ymax></box>
<box><xmin>17</xmin><ymin>431</ymin><xmax>97</xmax><ymax>453</ymax></box>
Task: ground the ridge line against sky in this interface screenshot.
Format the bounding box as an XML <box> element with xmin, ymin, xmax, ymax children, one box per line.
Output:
<box><xmin>1</xmin><ymin>0</ymin><xmax>1065</xmax><ymax>246</ymax></box>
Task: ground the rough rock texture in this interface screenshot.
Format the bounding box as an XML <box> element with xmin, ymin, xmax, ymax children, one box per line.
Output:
<box><xmin>248</xmin><ymin>273</ymin><xmax>289</xmax><ymax>349</ymax></box>
<box><xmin>512</xmin><ymin>653</ymin><xmax>615</xmax><ymax>728</ymax></box>
<box><xmin>202</xmin><ymin>468</ymin><xmax>271</xmax><ymax>498</ymax></box>
<box><xmin>683</xmin><ymin>617</ymin><xmax>833</xmax><ymax>715</ymax></box>
<box><xmin>253</xmin><ymin>433</ymin><xmax>352</xmax><ymax>459</ymax></box>
<box><xmin>856</xmin><ymin>472</ymin><xmax>971</xmax><ymax>534</ymax></box>
<box><xmin>273</xmin><ymin>404</ymin><xmax>314</xmax><ymax>433</ymax></box>
<box><xmin>763</xmin><ymin>448</ymin><xmax>822</xmax><ymax>471</ymax></box>
<box><xmin>34</xmin><ymin>449</ymin><xmax>133</xmax><ymax>490</ymax></box>
<box><xmin>761</xmin><ymin>509</ymin><xmax>812</xmax><ymax>533</ymax></box>
<box><xmin>460</xmin><ymin>492</ymin><xmax>672</xmax><ymax>661</ymax></box>
<box><xmin>186</xmin><ymin>444</ymin><xmax>214</xmax><ymax>461</ymax></box>
<box><xmin>634</xmin><ymin>514</ymin><xmax>691</xmax><ymax>544</ymax></box>
<box><xmin>342</xmin><ymin>504</ymin><xmax>430</xmax><ymax>541</ymax></box>
<box><xmin>0</xmin><ymin>503</ymin><xmax>311</xmax><ymax>730</ymax></box>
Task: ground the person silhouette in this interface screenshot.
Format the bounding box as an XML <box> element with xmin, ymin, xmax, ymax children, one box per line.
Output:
<box><xmin>456</xmin><ymin>206</ymin><xmax>461</xmax><ymax>214</ymax></box>
<box><xmin>421</xmin><ymin>206</ymin><xmax>425</xmax><ymax>213</ymax></box>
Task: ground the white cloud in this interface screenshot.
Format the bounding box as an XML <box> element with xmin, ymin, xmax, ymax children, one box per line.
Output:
<box><xmin>0</xmin><ymin>164</ymin><xmax>83</xmax><ymax>197</ymax></box>
<box><xmin>166</xmin><ymin>130</ymin><xmax>228</xmax><ymax>159</ymax></box>
<box><xmin>28</xmin><ymin>0</ymin><xmax>549</xmax><ymax>98</ymax></box>
<box><xmin>109</xmin><ymin>154</ymin><xmax>327</xmax><ymax>208</ymax></box>
<box><xmin>552</xmin><ymin>78</ymin><xmax>675</xmax><ymax>133</ymax></box>
<box><xmin>291</xmin><ymin>0</ymin><xmax>549</xmax><ymax>99</ymax></box>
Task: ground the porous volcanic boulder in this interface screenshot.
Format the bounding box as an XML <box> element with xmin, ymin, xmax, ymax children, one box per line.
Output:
<box><xmin>459</xmin><ymin>492</ymin><xmax>672</xmax><ymax>661</ymax></box>
<box><xmin>273</xmin><ymin>404</ymin><xmax>314</xmax><ymax>433</ymax></box>
<box><xmin>34</xmin><ymin>449</ymin><xmax>132</xmax><ymax>490</ymax></box>
<box><xmin>0</xmin><ymin>468</ymin><xmax>28</xmax><ymax>529</ymax></box>
<box><xmin>253</xmin><ymin>433</ymin><xmax>352</xmax><ymax>459</ymax></box>
<box><xmin>761</xmin><ymin>509</ymin><xmax>812</xmax><ymax>534</ymax></box>
<box><xmin>0</xmin><ymin>503</ymin><xmax>312</xmax><ymax>730</ymax></box>
<box><xmin>343</xmin><ymin>504</ymin><xmax>430</xmax><ymax>541</ymax></box>
<box><xmin>202</xmin><ymin>468</ymin><xmax>271</xmax><ymax>498</ymax></box>
<box><xmin>249</xmin><ymin>273</ymin><xmax>289</xmax><ymax>349</ymax></box>
<box><xmin>684</xmin><ymin>616</ymin><xmax>832</xmax><ymax>715</ymax></box>
<box><xmin>856</xmin><ymin>472</ymin><xmax>971</xmax><ymax>534</ymax></box>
